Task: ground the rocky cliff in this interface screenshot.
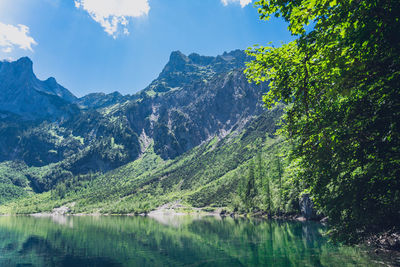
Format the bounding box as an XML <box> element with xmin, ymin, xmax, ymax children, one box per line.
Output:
<box><xmin>0</xmin><ymin>57</ymin><xmax>78</xmax><ymax>120</ymax></box>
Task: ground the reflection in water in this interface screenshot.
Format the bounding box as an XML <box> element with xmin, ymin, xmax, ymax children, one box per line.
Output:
<box><xmin>51</xmin><ymin>215</ymin><xmax>74</xmax><ymax>228</ymax></box>
<box><xmin>0</xmin><ymin>215</ymin><xmax>389</xmax><ymax>267</ymax></box>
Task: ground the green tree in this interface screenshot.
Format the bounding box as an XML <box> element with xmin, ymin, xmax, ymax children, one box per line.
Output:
<box><xmin>246</xmin><ymin>0</ymin><xmax>400</xmax><ymax>242</ymax></box>
<box><xmin>236</xmin><ymin>174</ymin><xmax>247</xmax><ymax>212</ymax></box>
<box><xmin>56</xmin><ymin>183</ymin><xmax>67</xmax><ymax>199</ymax></box>
<box><xmin>275</xmin><ymin>155</ymin><xmax>283</xmax><ymax>214</ymax></box>
<box><xmin>245</xmin><ymin>160</ymin><xmax>257</xmax><ymax>211</ymax></box>
<box><xmin>256</xmin><ymin>152</ymin><xmax>264</xmax><ymax>183</ymax></box>
<box><xmin>264</xmin><ymin>166</ymin><xmax>272</xmax><ymax>216</ymax></box>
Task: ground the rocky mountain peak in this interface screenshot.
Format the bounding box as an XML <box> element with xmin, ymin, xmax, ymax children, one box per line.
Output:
<box><xmin>188</xmin><ymin>53</ymin><xmax>214</xmax><ymax>66</ymax></box>
<box><xmin>145</xmin><ymin>50</ymin><xmax>251</xmax><ymax>94</ymax></box>
<box><xmin>42</xmin><ymin>76</ymin><xmax>77</xmax><ymax>102</ymax></box>
<box><xmin>75</xmin><ymin>90</ymin><xmax>130</xmax><ymax>109</ymax></box>
<box><xmin>110</xmin><ymin>91</ymin><xmax>123</xmax><ymax>97</ymax></box>
<box><xmin>10</xmin><ymin>57</ymin><xmax>34</xmax><ymax>74</ymax></box>
<box><xmin>44</xmin><ymin>76</ymin><xmax>57</xmax><ymax>85</ymax></box>
<box><xmin>161</xmin><ymin>51</ymin><xmax>191</xmax><ymax>74</ymax></box>
<box><xmin>0</xmin><ymin>56</ymin><xmax>34</xmax><ymax>81</ymax></box>
<box><xmin>169</xmin><ymin>51</ymin><xmax>189</xmax><ymax>63</ymax></box>
<box><xmin>15</xmin><ymin>56</ymin><xmax>33</xmax><ymax>67</ymax></box>
<box><xmin>0</xmin><ymin>57</ymin><xmax>78</xmax><ymax>120</ymax></box>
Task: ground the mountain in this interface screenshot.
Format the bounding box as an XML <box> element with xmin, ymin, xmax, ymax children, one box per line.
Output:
<box><xmin>0</xmin><ymin>50</ymin><xmax>285</xmax><ymax>215</ymax></box>
<box><xmin>76</xmin><ymin>91</ymin><xmax>135</xmax><ymax>109</ymax></box>
<box><xmin>66</xmin><ymin>50</ymin><xmax>263</xmax><ymax>163</ymax></box>
<box><xmin>0</xmin><ymin>57</ymin><xmax>78</xmax><ymax>120</ymax></box>
<box><xmin>145</xmin><ymin>49</ymin><xmax>250</xmax><ymax>94</ymax></box>
<box><xmin>135</xmin><ymin>69</ymin><xmax>264</xmax><ymax>159</ymax></box>
<box><xmin>0</xmin><ymin>50</ymin><xmax>264</xmax><ymax>168</ymax></box>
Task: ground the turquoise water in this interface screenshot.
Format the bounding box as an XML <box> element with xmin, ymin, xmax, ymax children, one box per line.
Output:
<box><xmin>0</xmin><ymin>215</ymin><xmax>390</xmax><ymax>266</ymax></box>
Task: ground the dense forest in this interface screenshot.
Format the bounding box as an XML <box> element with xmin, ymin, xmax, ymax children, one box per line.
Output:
<box><xmin>246</xmin><ymin>0</ymin><xmax>400</xmax><ymax>243</ymax></box>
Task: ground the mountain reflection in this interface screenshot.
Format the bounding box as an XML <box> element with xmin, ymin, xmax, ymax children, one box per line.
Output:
<box><xmin>0</xmin><ymin>215</ymin><xmax>383</xmax><ymax>267</ymax></box>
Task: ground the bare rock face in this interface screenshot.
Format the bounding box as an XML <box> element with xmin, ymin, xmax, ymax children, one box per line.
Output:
<box><xmin>145</xmin><ymin>49</ymin><xmax>252</xmax><ymax>93</ymax></box>
<box><xmin>299</xmin><ymin>194</ymin><xmax>318</xmax><ymax>220</ymax></box>
<box><xmin>52</xmin><ymin>205</ymin><xmax>71</xmax><ymax>215</ymax></box>
<box><xmin>122</xmin><ymin>50</ymin><xmax>264</xmax><ymax>160</ymax></box>
<box><xmin>0</xmin><ymin>57</ymin><xmax>78</xmax><ymax>120</ymax></box>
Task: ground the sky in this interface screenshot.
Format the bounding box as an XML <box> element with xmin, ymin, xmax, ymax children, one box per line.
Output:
<box><xmin>0</xmin><ymin>0</ymin><xmax>294</xmax><ymax>97</ymax></box>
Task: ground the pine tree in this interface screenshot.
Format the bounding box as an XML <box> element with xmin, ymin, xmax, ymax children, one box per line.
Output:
<box><xmin>245</xmin><ymin>160</ymin><xmax>257</xmax><ymax>211</ymax></box>
<box><xmin>275</xmin><ymin>155</ymin><xmax>283</xmax><ymax>214</ymax></box>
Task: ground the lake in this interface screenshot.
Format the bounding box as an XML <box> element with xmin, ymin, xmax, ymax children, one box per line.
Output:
<box><xmin>0</xmin><ymin>215</ymin><xmax>393</xmax><ymax>266</ymax></box>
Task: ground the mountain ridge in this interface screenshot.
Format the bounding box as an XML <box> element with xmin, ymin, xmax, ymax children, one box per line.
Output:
<box><xmin>0</xmin><ymin>49</ymin><xmax>282</xmax><ymax>216</ymax></box>
<box><xmin>144</xmin><ymin>49</ymin><xmax>251</xmax><ymax>95</ymax></box>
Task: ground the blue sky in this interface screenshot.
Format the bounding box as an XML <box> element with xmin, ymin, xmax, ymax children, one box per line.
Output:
<box><xmin>0</xmin><ymin>0</ymin><xmax>293</xmax><ymax>97</ymax></box>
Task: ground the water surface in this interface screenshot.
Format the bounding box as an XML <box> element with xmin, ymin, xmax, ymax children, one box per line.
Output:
<box><xmin>0</xmin><ymin>215</ymin><xmax>391</xmax><ymax>266</ymax></box>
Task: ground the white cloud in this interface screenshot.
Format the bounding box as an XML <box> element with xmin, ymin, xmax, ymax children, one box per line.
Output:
<box><xmin>0</xmin><ymin>22</ymin><xmax>37</xmax><ymax>53</ymax></box>
<box><xmin>74</xmin><ymin>0</ymin><xmax>150</xmax><ymax>38</ymax></box>
<box><xmin>221</xmin><ymin>0</ymin><xmax>252</xmax><ymax>8</ymax></box>
<box><xmin>2</xmin><ymin>47</ymin><xmax>12</xmax><ymax>53</ymax></box>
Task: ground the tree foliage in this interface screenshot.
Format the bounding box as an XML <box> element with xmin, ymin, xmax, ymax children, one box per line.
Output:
<box><xmin>246</xmin><ymin>0</ymin><xmax>400</xmax><ymax>241</ymax></box>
